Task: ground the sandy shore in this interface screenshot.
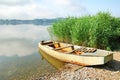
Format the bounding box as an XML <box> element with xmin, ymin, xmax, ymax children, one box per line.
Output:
<box><xmin>33</xmin><ymin>52</ymin><xmax>120</xmax><ymax>80</ymax></box>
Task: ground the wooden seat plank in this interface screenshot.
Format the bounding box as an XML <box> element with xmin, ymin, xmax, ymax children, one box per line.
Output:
<box><xmin>54</xmin><ymin>45</ymin><xmax>74</xmax><ymax>50</ymax></box>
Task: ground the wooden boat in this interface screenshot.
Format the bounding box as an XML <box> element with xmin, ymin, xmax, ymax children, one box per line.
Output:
<box><xmin>38</xmin><ymin>41</ymin><xmax>113</xmax><ymax>66</ymax></box>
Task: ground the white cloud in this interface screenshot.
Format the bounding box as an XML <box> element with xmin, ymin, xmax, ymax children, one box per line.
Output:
<box><xmin>0</xmin><ymin>1</ymin><xmax>59</xmax><ymax>19</ymax></box>
<box><xmin>0</xmin><ymin>0</ymin><xmax>31</xmax><ymax>5</ymax></box>
<box><xmin>51</xmin><ymin>0</ymin><xmax>71</xmax><ymax>6</ymax></box>
<box><xmin>0</xmin><ymin>0</ymin><xmax>86</xmax><ymax>19</ymax></box>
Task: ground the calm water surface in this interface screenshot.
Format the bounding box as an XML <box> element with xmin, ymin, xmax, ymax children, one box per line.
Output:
<box><xmin>0</xmin><ymin>25</ymin><xmax>57</xmax><ymax>80</ymax></box>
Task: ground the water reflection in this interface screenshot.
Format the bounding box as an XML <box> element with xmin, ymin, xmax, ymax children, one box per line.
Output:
<box><xmin>0</xmin><ymin>39</ymin><xmax>36</xmax><ymax>56</ymax></box>
<box><xmin>39</xmin><ymin>49</ymin><xmax>65</xmax><ymax>69</ymax></box>
<box><xmin>0</xmin><ymin>25</ymin><xmax>56</xmax><ymax>80</ymax></box>
<box><xmin>0</xmin><ymin>25</ymin><xmax>49</xmax><ymax>41</ymax></box>
<box><xmin>0</xmin><ymin>53</ymin><xmax>57</xmax><ymax>80</ymax></box>
<box><xmin>0</xmin><ymin>25</ymin><xmax>50</xmax><ymax>56</ymax></box>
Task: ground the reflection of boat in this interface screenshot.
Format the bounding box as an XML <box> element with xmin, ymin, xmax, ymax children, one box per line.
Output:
<box><xmin>38</xmin><ymin>41</ymin><xmax>113</xmax><ymax>66</ymax></box>
<box><xmin>39</xmin><ymin>49</ymin><xmax>65</xmax><ymax>69</ymax></box>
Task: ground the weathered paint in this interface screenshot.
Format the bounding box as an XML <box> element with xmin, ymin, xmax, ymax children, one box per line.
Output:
<box><xmin>38</xmin><ymin>42</ymin><xmax>113</xmax><ymax>66</ymax></box>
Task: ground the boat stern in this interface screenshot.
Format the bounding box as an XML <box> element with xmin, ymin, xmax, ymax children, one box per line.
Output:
<box><xmin>104</xmin><ymin>53</ymin><xmax>113</xmax><ymax>64</ymax></box>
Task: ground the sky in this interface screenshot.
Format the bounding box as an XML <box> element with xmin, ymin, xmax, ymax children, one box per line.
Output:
<box><xmin>0</xmin><ymin>0</ymin><xmax>120</xmax><ymax>19</ymax></box>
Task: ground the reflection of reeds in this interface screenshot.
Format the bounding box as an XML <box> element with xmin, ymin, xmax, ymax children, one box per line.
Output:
<box><xmin>48</xmin><ymin>12</ymin><xmax>120</xmax><ymax>50</ymax></box>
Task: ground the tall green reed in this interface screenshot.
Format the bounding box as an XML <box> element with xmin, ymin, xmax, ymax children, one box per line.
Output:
<box><xmin>48</xmin><ymin>12</ymin><xmax>120</xmax><ymax>50</ymax></box>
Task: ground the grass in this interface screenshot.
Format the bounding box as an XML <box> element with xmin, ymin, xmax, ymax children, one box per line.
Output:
<box><xmin>48</xmin><ymin>12</ymin><xmax>120</xmax><ymax>50</ymax></box>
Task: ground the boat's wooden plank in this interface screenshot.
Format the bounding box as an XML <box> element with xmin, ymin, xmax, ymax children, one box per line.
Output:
<box><xmin>75</xmin><ymin>47</ymin><xmax>97</xmax><ymax>53</ymax></box>
<box><xmin>46</xmin><ymin>42</ymin><xmax>59</xmax><ymax>46</ymax></box>
<box><xmin>64</xmin><ymin>49</ymin><xmax>76</xmax><ymax>54</ymax></box>
<box><xmin>54</xmin><ymin>45</ymin><xmax>74</xmax><ymax>50</ymax></box>
<box><xmin>41</xmin><ymin>41</ymin><xmax>53</xmax><ymax>45</ymax></box>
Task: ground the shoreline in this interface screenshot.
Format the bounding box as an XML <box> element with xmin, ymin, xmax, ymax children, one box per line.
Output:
<box><xmin>33</xmin><ymin>52</ymin><xmax>120</xmax><ymax>80</ymax></box>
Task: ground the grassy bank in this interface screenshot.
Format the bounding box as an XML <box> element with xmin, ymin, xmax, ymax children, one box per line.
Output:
<box><xmin>48</xmin><ymin>12</ymin><xmax>120</xmax><ymax>50</ymax></box>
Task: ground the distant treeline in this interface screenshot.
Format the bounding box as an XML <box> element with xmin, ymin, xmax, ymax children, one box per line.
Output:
<box><xmin>0</xmin><ymin>18</ymin><xmax>64</xmax><ymax>25</ymax></box>
<box><xmin>48</xmin><ymin>12</ymin><xmax>120</xmax><ymax>50</ymax></box>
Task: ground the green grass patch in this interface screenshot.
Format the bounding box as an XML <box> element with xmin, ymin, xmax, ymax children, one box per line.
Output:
<box><xmin>48</xmin><ymin>12</ymin><xmax>120</xmax><ymax>50</ymax></box>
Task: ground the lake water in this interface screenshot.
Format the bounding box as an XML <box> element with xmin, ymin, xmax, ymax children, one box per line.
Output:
<box><xmin>0</xmin><ymin>25</ymin><xmax>57</xmax><ymax>80</ymax></box>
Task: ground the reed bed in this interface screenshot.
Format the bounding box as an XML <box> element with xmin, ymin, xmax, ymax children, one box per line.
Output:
<box><xmin>48</xmin><ymin>12</ymin><xmax>120</xmax><ymax>50</ymax></box>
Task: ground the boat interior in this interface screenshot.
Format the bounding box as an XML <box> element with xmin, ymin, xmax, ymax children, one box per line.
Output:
<box><xmin>41</xmin><ymin>41</ymin><xmax>98</xmax><ymax>55</ymax></box>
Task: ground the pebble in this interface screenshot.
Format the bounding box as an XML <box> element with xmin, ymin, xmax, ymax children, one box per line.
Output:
<box><xmin>32</xmin><ymin>52</ymin><xmax>120</xmax><ymax>80</ymax></box>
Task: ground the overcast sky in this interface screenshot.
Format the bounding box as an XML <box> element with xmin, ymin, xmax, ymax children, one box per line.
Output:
<box><xmin>0</xmin><ymin>0</ymin><xmax>120</xmax><ymax>19</ymax></box>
